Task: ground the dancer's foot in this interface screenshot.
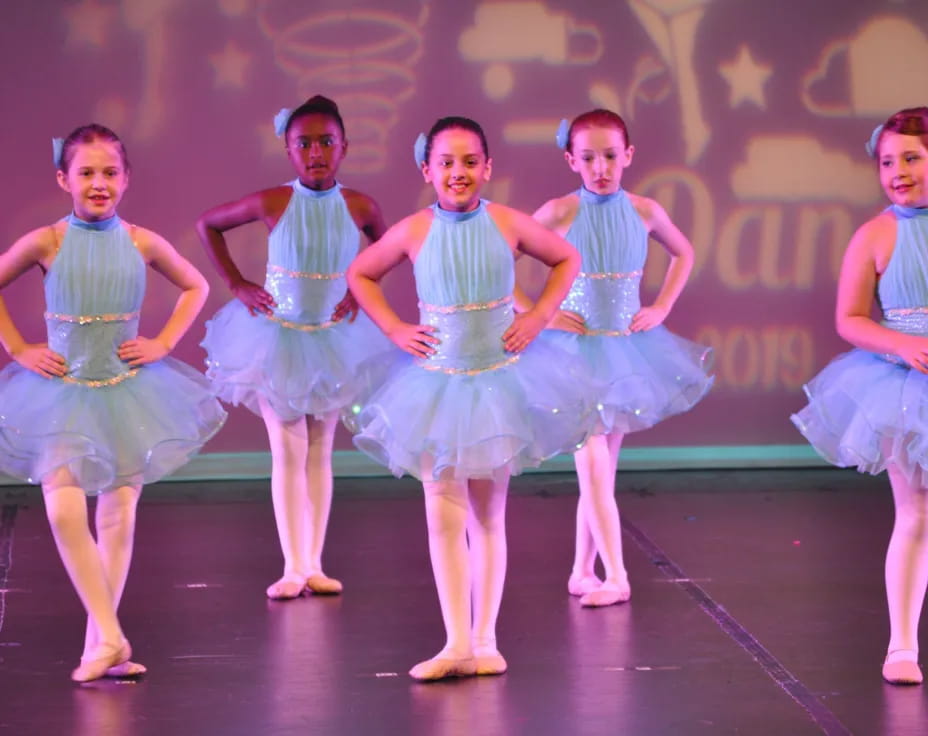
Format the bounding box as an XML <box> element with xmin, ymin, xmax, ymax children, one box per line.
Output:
<box><xmin>305</xmin><ymin>573</ymin><xmax>343</xmax><ymax>595</ymax></box>
<box><xmin>474</xmin><ymin>646</ymin><xmax>508</xmax><ymax>676</ymax></box>
<box><xmin>567</xmin><ymin>573</ymin><xmax>603</xmax><ymax>597</ymax></box>
<box><xmin>266</xmin><ymin>573</ymin><xmax>307</xmax><ymax>600</ymax></box>
<box><xmin>72</xmin><ymin>640</ymin><xmax>131</xmax><ymax>683</ymax></box>
<box><xmin>409</xmin><ymin>651</ymin><xmax>477</xmax><ymax>681</ymax></box>
<box><xmin>883</xmin><ymin>650</ymin><xmax>923</xmax><ymax>685</ymax></box>
<box><xmin>580</xmin><ymin>577</ymin><xmax>631</xmax><ymax>607</ymax></box>
<box><xmin>105</xmin><ymin>660</ymin><xmax>147</xmax><ymax>678</ymax></box>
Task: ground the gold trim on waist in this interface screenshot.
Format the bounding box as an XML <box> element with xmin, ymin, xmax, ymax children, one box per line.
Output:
<box><xmin>885</xmin><ymin>306</ymin><xmax>928</xmax><ymax>317</ymax></box>
<box><xmin>267</xmin><ymin>264</ymin><xmax>344</xmax><ymax>280</ymax></box>
<box><xmin>576</xmin><ymin>270</ymin><xmax>643</xmax><ymax>280</ymax></box>
<box><xmin>45</xmin><ymin>310</ymin><xmax>140</xmax><ymax>324</ymax></box>
<box><xmin>419</xmin><ymin>354</ymin><xmax>520</xmax><ymax>376</ymax></box>
<box><xmin>585</xmin><ymin>328</ymin><xmax>631</xmax><ymax>337</ymax></box>
<box><xmin>266</xmin><ymin>313</ymin><xmax>337</xmax><ymax>332</ymax></box>
<box><xmin>60</xmin><ymin>368</ymin><xmax>139</xmax><ymax>387</ymax></box>
<box><xmin>418</xmin><ymin>295</ymin><xmax>513</xmax><ymax>314</ymax></box>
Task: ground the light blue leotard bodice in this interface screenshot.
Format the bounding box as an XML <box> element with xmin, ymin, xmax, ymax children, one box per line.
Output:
<box><xmin>412</xmin><ymin>201</ymin><xmax>516</xmax><ymax>374</ymax></box>
<box><xmin>879</xmin><ymin>206</ymin><xmax>928</xmax><ymax>328</ymax></box>
<box><xmin>265</xmin><ymin>180</ymin><xmax>360</xmax><ymax>326</ymax></box>
<box><xmin>45</xmin><ymin>214</ymin><xmax>145</xmax><ymax>384</ymax></box>
<box><xmin>561</xmin><ymin>188</ymin><xmax>647</xmax><ymax>335</ymax></box>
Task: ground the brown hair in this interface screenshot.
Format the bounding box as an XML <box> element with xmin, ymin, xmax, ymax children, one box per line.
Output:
<box><xmin>57</xmin><ymin>124</ymin><xmax>129</xmax><ymax>173</ymax></box>
<box><xmin>874</xmin><ymin>107</ymin><xmax>928</xmax><ymax>158</ymax></box>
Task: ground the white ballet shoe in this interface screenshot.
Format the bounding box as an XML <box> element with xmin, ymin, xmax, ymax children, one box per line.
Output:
<box><xmin>474</xmin><ymin>647</ymin><xmax>508</xmax><ymax>676</ymax></box>
<box><xmin>305</xmin><ymin>573</ymin><xmax>343</xmax><ymax>595</ymax></box>
<box><xmin>579</xmin><ymin>579</ymin><xmax>631</xmax><ymax>608</ymax></box>
<box><xmin>883</xmin><ymin>650</ymin><xmax>923</xmax><ymax>685</ymax></box>
<box><xmin>567</xmin><ymin>574</ymin><xmax>603</xmax><ymax>597</ymax></box>
<box><xmin>409</xmin><ymin>654</ymin><xmax>477</xmax><ymax>681</ymax></box>
<box><xmin>105</xmin><ymin>660</ymin><xmax>147</xmax><ymax>678</ymax></box>
<box><xmin>72</xmin><ymin>640</ymin><xmax>131</xmax><ymax>683</ymax></box>
<box><xmin>266</xmin><ymin>573</ymin><xmax>307</xmax><ymax>600</ymax></box>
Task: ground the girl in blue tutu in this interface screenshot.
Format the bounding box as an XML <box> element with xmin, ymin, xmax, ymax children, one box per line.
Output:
<box><xmin>0</xmin><ymin>124</ymin><xmax>226</xmax><ymax>681</ymax></box>
<box><xmin>530</xmin><ymin>110</ymin><xmax>712</xmax><ymax>607</ymax></box>
<box><xmin>197</xmin><ymin>96</ymin><xmax>391</xmax><ymax>600</ymax></box>
<box><xmin>793</xmin><ymin>107</ymin><xmax>928</xmax><ymax>685</ymax></box>
<box><xmin>346</xmin><ymin>116</ymin><xmax>599</xmax><ymax>680</ymax></box>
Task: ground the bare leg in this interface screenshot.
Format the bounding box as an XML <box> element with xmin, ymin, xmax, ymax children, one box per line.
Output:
<box><xmin>409</xmin><ymin>461</ymin><xmax>477</xmax><ymax>681</ymax></box>
<box><xmin>260</xmin><ymin>397</ymin><xmax>311</xmax><ymax>599</ymax></box>
<box><xmin>303</xmin><ymin>411</ymin><xmax>342</xmax><ymax>594</ymax></box>
<box><xmin>883</xmin><ymin>463</ymin><xmax>928</xmax><ymax>684</ymax></box>
<box><xmin>468</xmin><ymin>473</ymin><xmax>509</xmax><ymax>675</ymax></box>
<box><xmin>82</xmin><ymin>484</ymin><xmax>146</xmax><ymax>677</ymax></box>
<box><xmin>42</xmin><ymin>470</ymin><xmax>129</xmax><ymax>681</ymax></box>
<box><xmin>574</xmin><ymin>433</ymin><xmax>630</xmax><ymax>607</ymax></box>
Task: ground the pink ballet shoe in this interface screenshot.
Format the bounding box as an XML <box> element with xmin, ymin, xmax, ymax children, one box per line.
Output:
<box><xmin>579</xmin><ymin>580</ymin><xmax>631</xmax><ymax>608</ymax></box>
<box><xmin>105</xmin><ymin>660</ymin><xmax>147</xmax><ymax>678</ymax></box>
<box><xmin>305</xmin><ymin>573</ymin><xmax>343</xmax><ymax>595</ymax></box>
<box><xmin>409</xmin><ymin>655</ymin><xmax>478</xmax><ymax>681</ymax></box>
<box><xmin>266</xmin><ymin>574</ymin><xmax>308</xmax><ymax>600</ymax></box>
<box><xmin>883</xmin><ymin>650</ymin><xmax>923</xmax><ymax>685</ymax></box>
<box><xmin>474</xmin><ymin>650</ymin><xmax>508</xmax><ymax>676</ymax></box>
<box><xmin>567</xmin><ymin>574</ymin><xmax>603</xmax><ymax>597</ymax></box>
<box><xmin>72</xmin><ymin>640</ymin><xmax>131</xmax><ymax>683</ymax></box>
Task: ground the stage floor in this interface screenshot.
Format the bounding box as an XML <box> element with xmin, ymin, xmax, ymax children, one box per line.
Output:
<box><xmin>0</xmin><ymin>468</ymin><xmax>923</xmax><ymax>735</ymax></box>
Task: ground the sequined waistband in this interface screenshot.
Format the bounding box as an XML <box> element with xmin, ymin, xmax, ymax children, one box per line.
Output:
<box><xmin>60</xmin><ymin>368</ymin><xmax>139</xmax><ymax>387</ymax></box>
<box><xmin>266</xmin><ymin>313</ymin><xmax>337</xmax><ymax>332</ymax></box>
<box><xmin>576</xmin><ymin>270</ymin><xmax>643</xmax><ymax>280</ymax></box>
<box><xmin>418</xmin><ymin>295</ymin><xmax>512</xmax><ymax>314</ymax></box>
<box><xmin>267</xmin><ymin>264</ymin><xmax>344</xmax><ymax>280</ymax></box>
<box><xmin>418</xmin><ymin>353</ymin><xmax>520</xmax><ymax>376</ymax></box>
<box><xmin>45</xmin><ymin>310</ymin><xmax>140</xmax><ymax>324</ymax></box>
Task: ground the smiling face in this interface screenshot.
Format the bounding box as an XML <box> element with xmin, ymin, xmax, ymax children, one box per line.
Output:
<box><xmin>285</xmin><ymin>112</ymin><xmax>347</xmax><ymax>190</ymax></box>
<box><xmin>56</xmin><ymin>139</ymin><xmax>128</xmax><ymax>221</ymax></box>
<box><xmin>878</xmin><ymin>131</ymin><xmax>928</xmax><ymax>209</ymax></box>
<box><xmin>566</xmin><ymin>125</ymin><xmax>633</xmax><ymax>195</ymax></box>
<box><xmin>422</xmin><ymin>127</ymin><xmax>491</xmax><ymax>212</ymax></box>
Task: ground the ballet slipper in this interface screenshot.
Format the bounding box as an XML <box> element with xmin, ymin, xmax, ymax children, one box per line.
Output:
<box><xmin>474</xmin><ymin>647</ymin><xmax>507</xmax><ymax>676</ymax></box>
<box><xmin>105</xmin><ymin>660</ymin><xmax>147</xmax><ymax>678</ymax></box>
<box><xmin>567</xmin><ymin>574</ymin><xmax>603</xmax><ymax>597</ymax></box>
<box><xmin>266</xmin><ymin>573</ymin><xmax>307</xmax><ymax>600</ymax></box>
<box><xmin>72</xmin><ymin>640</ymin><xmax>131</xmax><ymax>683</ymax></box>
<box><xmin>409</xmin><ymin>655</ymin><xmax>478</xmax><ymax>681</ymax></box>
<box><xmin>883</xmin><ymin>650</ymin><xmax>923</xmax><ymax>685</ymax></box>
<box><xmin>579</xmin><ymin>579</ymin><xmax>631</xmax><ymax>608</ymax></box>
<box><xmin>305</xmin><ymin>573</ymin><xmax>343</xmax><ymax>595</ymax></box>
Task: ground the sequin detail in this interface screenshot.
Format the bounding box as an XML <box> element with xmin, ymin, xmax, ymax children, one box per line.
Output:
<box><xmin>267</xmin><ymin>264</ymin><xmax>344</xmax><ymax>280</ymax></box>
<box><xmin>585</xmin><ymin>328</ymin><xmax>632</xmax><ymax>337</ymax></box>
<box><xmin>60</xmin><ymin>368</ymin><xmax>139</xmax><ymax>387</ymax></box>
<box><xmin>266</xmin><ymin>313</ymin><xmax>337</xmax><ymax>332</ymax></box>
<box><xmin>879</xmin><ymin>308</ymin><xmax>928</xmax><ymax>364</ymax></box>
<box><xmin>45</xmin><ymin>310</ymin><xmax>140</xmax><ymax>324</ymax></box>
<box><xmin>562</xmin><ymin>272</ymin><xmax>641</xmax><ymax>334</ymax></box>
<box><xmin>419</xmin><ymin>354</ymin><xmax>520</xmax><ymax>375</ymax></box>
<box><xmin>577</xmin><ymin>270</ymin><xmax>643</xmax><ymax>280</ymax></box>
<box><xmin>418</xmin><ymin>295</ymin><xmax>513</xmax><ymax>314</ymax></box>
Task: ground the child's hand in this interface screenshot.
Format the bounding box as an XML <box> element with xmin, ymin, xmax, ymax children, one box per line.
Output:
<box><xmin>630</xmin><ymin>304</ymin><xmax>670</xmax><ymax>332</ymax></box>
<box><xmin>503</xmin><ymin>310</ymin><xmax>547</xmax><ymax>352</ymax></box>
<box><xmin>332</xmin><ymin>290</ymin><xmax>359</xmax><ymax>323</ymax></box>
<box><xmin>548</xmin><ymin>309</ymin><xmax>586</xmax><ymax>334</ymax></box>
<box><xmin>387</xmin><ymin>322</ymin><xmax>439</xmax><ymax>358</ymax></box>
<box><xmin>232</xmin><ymin>279</ymin><xmax>276</xmax><ymax>316</ymax></box>
<box><xmin>895</xmin><ymin>335</ymin><xmax>928</xmax><ymax>374</ymax></box>
<box><xmin>13</xmin><ymin>343</ymin><xmax>66</xmax><ymax>378</ymax></box>
<box><xmin>118</xmin><ymin>337</ymin><xmax>170</xmax><ymax>366</ymax></box>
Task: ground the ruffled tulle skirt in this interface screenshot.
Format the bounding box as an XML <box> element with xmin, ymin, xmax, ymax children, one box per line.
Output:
<box><xmin>0</xmin><ymin>357</ymin><xmax>227</xmax><ymax>494</ymax></box>
<box><xmin>543</xmin><ymin>325</ymin><xmax>712</xmax><ymax>434</ymax></box>
<box><xmin>344</xmin><ymin>337</ymin><xmax>602</xmax><ymax>481</ymax></box>
<box><xmin>792</xmin><ymin>349</ymin><xmax>928</xmax><ymax>484</ymax></box>
<box><xmin>201</xmin><ymin>300</ymin><xmax>395</xmax><ymax>421</ymax></box>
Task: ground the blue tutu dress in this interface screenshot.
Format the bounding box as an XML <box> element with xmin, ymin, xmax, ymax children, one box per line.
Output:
<box><xmin>201</xmin><ymin>180</ymin><xmax>393</xmax><ymax>421</ymax></box>
<box><xmin>543</xmin><ymin>188</ymin><xmax>712</xmax><ymax>434</ymax></box>
<box><xmin>0</xmin><ymin>214</ymin><xmax>227</xmax><ymax>494</ymax></box>
<box><xmin>793</xmin><ymin>204</ymin><xmax>928</xmax><ymax>483</ymax></box>
<box><xmin>346</xmin><ymin>201</ymin><xmax>601</xmax><ymax>481</ymax></box>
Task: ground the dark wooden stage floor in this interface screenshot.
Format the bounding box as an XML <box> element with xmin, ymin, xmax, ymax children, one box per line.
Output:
<box><xmin>0</xmin><ymin>468</ymin><xmax>924</xmax><ymax>735</ymax></box>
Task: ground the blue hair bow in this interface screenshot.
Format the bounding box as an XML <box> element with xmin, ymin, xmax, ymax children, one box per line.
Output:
<box><xmin>555</xmin><ymin>119</ymin><xmax>570</xmax><ymax>150</ymax></box>
<box><xmin>273</xmin><ymin>108</ymin><xmax>293</xmax><ymax>138</ymax></box>
<box><xmin>51</xmin><ymin>137</ymin><xmax>64</xmax><ymax>169</ymax></box>
<box><xmin>865</xmin><ymin>124</ymin><xmax>884</xmax><ymax>158</ymax></box>
<box><xmin>413</xmin><ymin>132</ymin><xmax>427</xmax><ymax>168</ymax></box>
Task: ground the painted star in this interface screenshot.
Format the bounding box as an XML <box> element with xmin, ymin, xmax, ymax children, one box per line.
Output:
<box><xmin>718</xmin><ymin>45</ymin><xmax>773</xmax><ymax>109</ymax></box>
<box><xmin>209</xmin><ymin>41</ymin><xmax>251</xmax><ymax>89</ymax></box>
<box><xmin>64</xmin><ymin>0</ymin><xmax>115</xmax><ymax>48</ymax></box>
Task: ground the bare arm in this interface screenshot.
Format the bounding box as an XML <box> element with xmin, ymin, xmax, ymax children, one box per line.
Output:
<box><xmin>334</xmin><ymin>189</ymin><xmax>389</xmax><ymax>322</ymax></box>
<box><xmin>528</xmin><ymin>195</ymin><xmax>585</xmax><ymax>333</ymax></box>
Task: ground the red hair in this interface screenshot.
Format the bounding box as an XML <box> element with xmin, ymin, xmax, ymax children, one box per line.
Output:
<box><xmin>566</xmin><ymin>110</ymin><xmax>630</xmax><ymax>153</ymax></box>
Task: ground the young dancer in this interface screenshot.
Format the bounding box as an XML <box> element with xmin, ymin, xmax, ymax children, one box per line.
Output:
<box><xmin>529</xmin><ymin>110</ymin><xmax>712</xmax><ymax>606</ymax></box>
<box><xmin>0</xmin><ymin>124</ymin><xmax>226</xmax><ymax>681</ymax></box>
<box><xmin>346</xmin><ymin>116</ymin><xmax>599</xmax><ymax>681</ymax></box>
<box><xmin>793</xmin><ymin>107</ymin><xmax>928</xmax><ymax>685</ymax></box>
<box><xmin>197</xmin><ymin>95</ymin><xmax>391</xmax><ymax>600</ymax></box>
